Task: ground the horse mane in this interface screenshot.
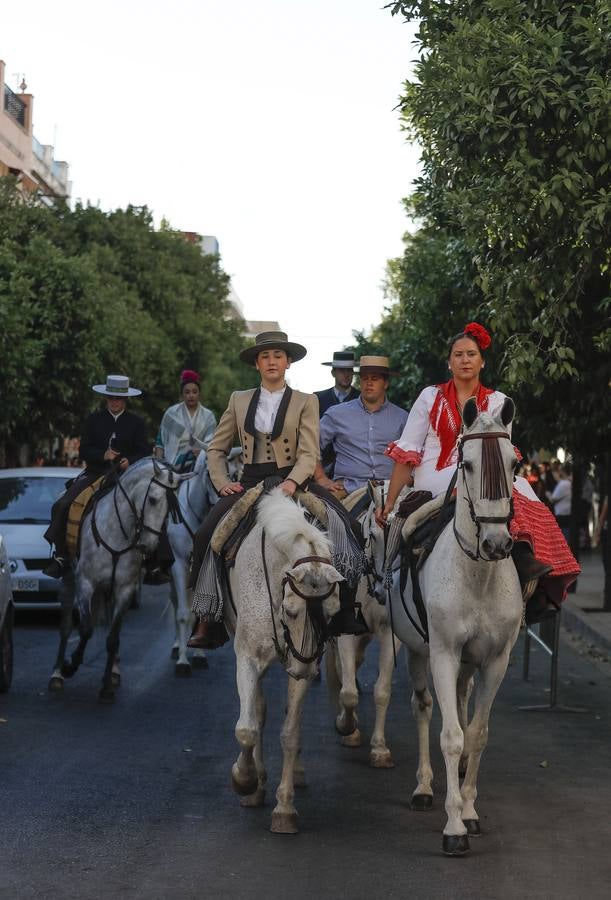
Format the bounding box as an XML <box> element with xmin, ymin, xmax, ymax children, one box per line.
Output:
<box><xmin>257</xmin><ymin>488</ymin><xmax>331</xmax><ymax>561</ymax></box>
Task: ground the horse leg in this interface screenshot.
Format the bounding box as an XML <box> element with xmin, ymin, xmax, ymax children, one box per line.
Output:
<box><xmin>460</xmin><ymin>650</ymin><xmax>511</xmax><ymax>837</ymax></box>
<box><xmin>99</xmin><ymin>603</ymin><xmax>126</xmax><ymax>703</ymax></box>
<box><xmin>457</xmin><ymin>664</ymin><xmax>475</xmax><ymax>778</ymax></box>
<box><xmin>171</xmin><ymin>563</ymin><xmax>193</xmax><ymax>676</ymax></box>
<box><xmin>429</xmin><ymin>650</ymin><xmax>469</xmax><ymax>855</ymax></box>
<box><xmin>335</xmin><ymin>634</ymin><xmax>365</xmax><ymax>745</ymax></box>
<box><xmin>232</xmin><ymin>654</ymin><xmax>263</xmax><ymax>797</ymax></box>
<box><xmin>370</xmin><ymin>629</ymin><xmax>399</xmax><ymax>768</ymax></box>
<box><xmin>49</xmin><ymin>577</ymin><xmax>75</xmax><ymax>691</ymax></box>
<box><xmin>240</xmin><ymin>678</ymin><xmax>268</xmax><ymax>808</ymax></box>
<box><xmin>408</xmin><ymin>650</ymin><xmax>434</xmax><ymax>809</ymax></box>
<box><xmin>271</xmin><ymin>675</ymin><xmax>310</xmax><ymax>834</ymax></box>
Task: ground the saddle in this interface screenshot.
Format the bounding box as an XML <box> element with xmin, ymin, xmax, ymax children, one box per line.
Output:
<box><xmin>66</xmin><ymin>477</ymin><xmax>105</xmax><ymax>559</ymax></box>
<box><xmin>210</xmin><ymin>481</ymin><xmax>329</xmax><ymax>567</ymax></box>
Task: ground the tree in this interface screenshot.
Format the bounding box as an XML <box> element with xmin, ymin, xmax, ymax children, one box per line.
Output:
<box><xmin>0</xmin><ymin>179</ymin><xmax>256</xmax><ymax>463</ymax></box>
<box><xmin>383</xmin><ymin>0</ymin><xmax>610</xmax><ymax>458</ymax></box>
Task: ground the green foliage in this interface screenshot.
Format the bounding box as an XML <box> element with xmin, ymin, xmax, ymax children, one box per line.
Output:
<box><xmin>0</xmin><ymin>179</ymin><xmax>256</xmax><ymax>459</ymax></box>
<box><xmin>379</xmin><ymin>0</ymin><xmax>610</xmax><ymax>457</ymax></box>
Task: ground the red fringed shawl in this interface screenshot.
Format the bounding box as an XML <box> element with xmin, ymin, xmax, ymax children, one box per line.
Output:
<box><xmin>430</xmin><ymin>380</ymin><xmax>494</xmax><ymax>470</ymax></box>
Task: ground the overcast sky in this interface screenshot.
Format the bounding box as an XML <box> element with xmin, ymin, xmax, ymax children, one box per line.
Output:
<box><xmin>3</xmin><ymin>0</ymin><xmax>420</xmax><ymax>391</ymax></box>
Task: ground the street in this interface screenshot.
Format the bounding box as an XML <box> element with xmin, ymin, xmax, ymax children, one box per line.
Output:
<box><xmin>1</xmin><ymin>585</ymin><xmax>610</xmax><ymax>900</ymax></box>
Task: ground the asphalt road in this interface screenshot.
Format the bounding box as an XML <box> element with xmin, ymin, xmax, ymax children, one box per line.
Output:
<box><xmin>1</xmin><ymin>586</ymin><xmax>610</xmax><ymax>900</ymax></box>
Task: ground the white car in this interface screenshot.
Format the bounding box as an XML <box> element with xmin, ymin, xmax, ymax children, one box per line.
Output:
<box><xmin>0</xmin><ymin>468</ymin><xmax>79</xmax><ymax>610</ymax></box>
<box><xmin>0</xmin><ymin>532</ymin><xmax>13</xmax><ymax>691</ymax></box>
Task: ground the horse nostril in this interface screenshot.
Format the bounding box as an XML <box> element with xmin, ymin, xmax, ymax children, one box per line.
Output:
<box><xmin>482</xmin><ymin>539</ymin><xmax>494</xmax><ymax>555</ymax></box>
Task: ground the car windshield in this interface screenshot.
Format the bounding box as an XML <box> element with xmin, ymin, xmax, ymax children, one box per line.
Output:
<box><xmin>0</xmin><ymin>477</ymin><xmax>72</xmax><ymax>524</ymax></box>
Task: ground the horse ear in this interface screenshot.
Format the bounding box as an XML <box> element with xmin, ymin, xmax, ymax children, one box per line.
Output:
<box><xmin>462</xmin><ymin>397</ymin><xmax>478</xmax><ymax>429</ymax></box>
<box><xmin>499</xmin><ymin>397</ymin><xmax>515</xmax><ymax>428</ymax></box>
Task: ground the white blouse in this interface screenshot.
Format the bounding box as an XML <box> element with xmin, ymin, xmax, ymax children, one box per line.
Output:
<box><xmin>255</xmin><ymin>386</ymin><xmax>286</xmax><ymax>434</ymax></box>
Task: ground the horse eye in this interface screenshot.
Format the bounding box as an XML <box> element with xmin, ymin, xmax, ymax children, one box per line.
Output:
<box><xmin>148</xmin><ymin>497</ymin><xmax>158</xmax><ymax>506</ymax></box>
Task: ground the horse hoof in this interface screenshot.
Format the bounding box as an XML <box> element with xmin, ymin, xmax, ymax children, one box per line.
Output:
<box><xmin>271</xmin><ymin>812</ymin><xmax>299</xmax><ymax>834</ymax></box>
<box><xmin>370</xmin><ymin>749</ymin><xmax>394</xmax><ymax>769</ymax></box>
<box><xmin>240</xmin><ymin>787</ymin><xmax>266</xmax><ymax>808</ymax></box>
<box><xmin>410</xmin><ymin>794</ymin><xmax>433</xmax><ymax>811</ymax></box>
<box><xmin>191</xmin><ymin>655</ymin><xmax>209</xmax><ymax>669</ymax></box>
<box><xmin>231</xmin><ymin>766</ymin><xmax>258</xmax><ymax>797</ymax></box>
<box><xmin>98</xmin><ymin>688</ymin><xmax>115</xmax><ymax>704</ymax></box>
<box><xmin>463</xmin><ymin>819</ymin><xmax>481</xmax><ymax>836</ymax></box>
<box><xmin>442</xmin><ymin>834</ymin><xmax>470</xmax><ymax>856</ymax></box>
<box><xmin>170</xmin><ymin>646</ymin><xmax>179</xmax><ymax>660</ymax></box>
<box><xmin>48</xmin><ymin>676</ymin><xmax>64</xmax><ymax>693</ymax></box>
<box><xmin>341</xmin><ymin>728</ymin><xmax>362</xmax><ymax>748</ymax></box>
<box><xmin>335</xmin><ymin>713</ymin><xmax>358</xmax><ymax>737</ymax></box>
<box><xmin>175</xmin><ymin>663</ymin><xmax>192</xmax><ymax>678</ymax></box>
<box><xmin>111</xmin><ymin>672</ymin><xmax>121</xmax><ymax>687</ymax></box>
<box><xmin>60</xmin><ymin>662</ymin><xmax>76</xmax><ymax>678</ymax></box>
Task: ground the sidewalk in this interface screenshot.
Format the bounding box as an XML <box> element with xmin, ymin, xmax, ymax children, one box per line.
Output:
<box><xmin>561</xmin><ymin>548</ymin><xmax>611</xmax><ymax>653</ymax></box>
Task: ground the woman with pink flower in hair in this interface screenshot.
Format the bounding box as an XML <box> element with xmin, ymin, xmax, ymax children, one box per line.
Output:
<box><xmin>155</xmin><ymin>370</ymin><xmax>217</xmax><ymax>472</ymax></box>
<box><xmin>376</xmin><ymin>323</ymin><xmax>579</xmax><ymax>622</ymax></box>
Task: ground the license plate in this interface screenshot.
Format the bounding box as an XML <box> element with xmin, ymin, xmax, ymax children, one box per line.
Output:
<box><xmin>13</xmin><ymin>577</ymin><xmax>39</xmax><ymax>592</ymax></box>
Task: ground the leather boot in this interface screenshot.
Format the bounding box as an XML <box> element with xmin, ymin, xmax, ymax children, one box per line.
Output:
<box><xmin>187</xmin><ymin>619</ymin><xmax>230</xmax><ymax>649</ymax></box>
<box><xmin>512</xmin><ymin>541</ymin><xmax>553</xmax><ymax>584</ymax></box>
<box><xmin>43</xmin><ymin>555</ymin><xmax>68</xmax><ymax>579</ymax></box>
<box><xmin>328</xmin><ymin>584</ymin><xmax>369</xmax><ymax>637</ymax></box>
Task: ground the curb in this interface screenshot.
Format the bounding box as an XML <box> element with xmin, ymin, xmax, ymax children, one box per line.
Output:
<box><xmin>561</xmin><ymin>603</ymin><xmax>611</xmax><ymax>654</ymax></box>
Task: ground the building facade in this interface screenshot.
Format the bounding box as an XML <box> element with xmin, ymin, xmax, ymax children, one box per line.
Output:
<box><xmin>0</xmin><ymin>58</ymin><xmax>70</xmax><ymax>200</ymax></box>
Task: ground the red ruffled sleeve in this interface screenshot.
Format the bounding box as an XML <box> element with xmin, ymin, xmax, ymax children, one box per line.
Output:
<box><xmin>384</xmin><ymin>442</ymin><xmax>423</xmax><ymax>466</ymax></box>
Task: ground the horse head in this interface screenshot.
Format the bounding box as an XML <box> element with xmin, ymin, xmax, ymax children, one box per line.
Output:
<box><xmin>257</xmin><ymin>489</ymin><xmax>342</xmax><ymax>680</ymax></box>
<box><xmin>364</xmin><ymin>480</ymin><xmax>390</xmax><ymax>605</ymax></box>
<box><xmin>457</xmin><ymin>397</ymin><xmax>518</xmax><ymax>561</ymax></box>
<box><xmin>121</xmin><ymin>459</ymin><xmax>186</xmax><ymax>555</ymax></box>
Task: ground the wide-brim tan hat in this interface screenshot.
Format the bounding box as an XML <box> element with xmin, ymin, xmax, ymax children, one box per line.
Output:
<box><xmin>92</xmin><ymin>374</ymin><xmax>142</xmax><ymax>397</ymax></box>
<box><xmin>240</xmin><ymin>331</ymin><xmax>307</xmax><ymax>367</ymax></box>
<box><xmin>358</xmin><ymin>356</ymin><xmax>399</xmax><ymax>377</ymax></box>
<box><xmin>322</xmin><ymin>351</ymin><xmax>357</xmax><ymax>369</ymax></box>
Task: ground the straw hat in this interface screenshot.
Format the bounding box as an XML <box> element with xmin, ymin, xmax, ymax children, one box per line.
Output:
<box><xmin>358</xmin><ymin>356</ymin><xmax>399</xmax><ymax>377</ymax></box>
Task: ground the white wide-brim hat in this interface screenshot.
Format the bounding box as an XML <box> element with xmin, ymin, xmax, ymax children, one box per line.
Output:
<box><xmin>92</xmin><ymin>374</ymin><xmax>142</xmax><ymax>397</ymax></box>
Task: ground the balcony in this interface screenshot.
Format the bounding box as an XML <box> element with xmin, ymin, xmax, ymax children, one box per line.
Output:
<box><xmin>3</xmin><ymin>85</ymin><xmax>26</xmax><ymax>127</ymax></box>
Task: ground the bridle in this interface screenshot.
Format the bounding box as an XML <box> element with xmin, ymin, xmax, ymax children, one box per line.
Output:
<box><xmin>92</xmin><ymin>466</ymin><xmax>181</xmax><ymax>561</ymax></box>
<box><xmin>261</xmin><ymin>531</ymin><xmax>337</xmax><ymax>670</ymax></box>
<box><xmin>453</xmin><ymin>430</ymin><xmax>515</xmax><ymax>562</ymax></box>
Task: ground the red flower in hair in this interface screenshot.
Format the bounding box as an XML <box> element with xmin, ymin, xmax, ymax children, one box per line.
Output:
<box><xmin>180</xmin><ymin>369</ymin><xmax>201</xmax><ymax>385</ymax></box>
<box><xmin>463</xmin><ymin>322</ymin><xmax>491</xmax><ymax>350</ymax></box>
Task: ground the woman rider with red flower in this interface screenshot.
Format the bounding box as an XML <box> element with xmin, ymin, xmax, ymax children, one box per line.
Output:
<box><xmin>376</xmin><ymin>323</ymin><xmax>580</xmax><ymax>622</ymax></box>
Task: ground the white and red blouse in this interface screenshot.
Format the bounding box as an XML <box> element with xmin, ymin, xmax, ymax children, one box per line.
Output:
<box><xmin>385</xmin><ymin>380</ymin><xmax>579</xmax><ymax>599</ymax></box>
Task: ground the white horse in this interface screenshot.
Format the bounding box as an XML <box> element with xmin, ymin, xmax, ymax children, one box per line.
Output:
<box><xmin>388</xmin><ymin>398</ymin><xmax>522</xmax><ymax>855</ymax></box>
<box><xmin>167</xmin><ymin>447</ymin><xmax>242</xmax><ymax>675</ymax></box>
<box><xmin>326</xmin><ymin>489</ymin><xmax>402</xmax><ymax>769</ymax></box>
<box><xmin>49</xmin><ymin>459</ymin><xmax>186</xmax><ymax>701</ymax></box>
<box><xmin>224</xmin><ymin>488</ymin><xmax>343</xmax><ymax>833</ymax></box>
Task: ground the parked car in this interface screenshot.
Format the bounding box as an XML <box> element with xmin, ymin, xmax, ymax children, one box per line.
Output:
<box><xmin>0</xmin><ymin>531</ymin><xmax>14</xmax><ymax>691</ymax></box>
<box><xmin>0</xmin><ymin>468</ymin><xmax>79</xmax><ymax>610</ymax></box>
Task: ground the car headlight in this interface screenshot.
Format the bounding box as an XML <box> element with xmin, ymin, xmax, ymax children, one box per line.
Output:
<box><xmin>9</xmin><ymin>559</ymin><xmax>18</xmax><ymax>573</ymax></box>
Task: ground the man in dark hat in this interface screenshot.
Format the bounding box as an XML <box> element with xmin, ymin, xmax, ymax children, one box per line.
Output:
<box><xmin>314</xmin><ymin>351</ymin><xmax>360</xmax><ymax>418</ymax></box>
<box><xmin>315</xmin><ymin>356</ymin><xmax>408</xmax><ymax>499</ymax></box>
<box><xmin>43</xmin><ymin>374</ymin><xmax>149</xmax><ymax>578</ymax></box>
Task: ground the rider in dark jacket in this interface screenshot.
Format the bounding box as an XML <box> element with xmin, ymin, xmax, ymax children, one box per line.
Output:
<box><xmin>43</xmin><ymin>375</ymin><xmax>148</xmax><ymax>578</ymax></box>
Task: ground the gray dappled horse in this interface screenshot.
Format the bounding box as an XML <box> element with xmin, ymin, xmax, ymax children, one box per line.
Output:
<box><xmin>48</xmin><ymin>459</ymin><xmax>187</xmax><ymax>701</ymax></box>
<box><xmin>167</xmin><ymin>447</ymin><xmax>242</xmax><ymax>675</ymax></box>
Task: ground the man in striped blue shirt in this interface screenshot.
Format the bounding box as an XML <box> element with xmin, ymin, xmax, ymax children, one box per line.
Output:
<box><xmin>314</xmin><ymin>356</ymin><xmax>408</xmax><ymax>498</ymax></box>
